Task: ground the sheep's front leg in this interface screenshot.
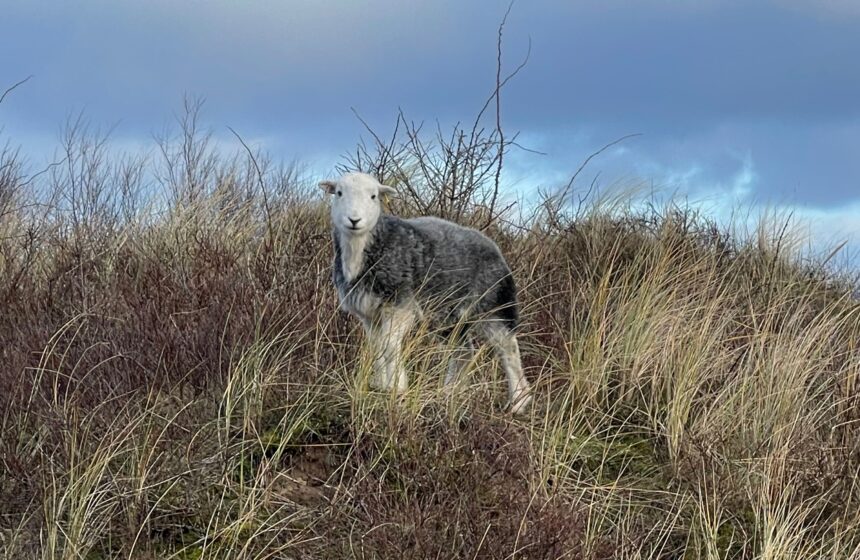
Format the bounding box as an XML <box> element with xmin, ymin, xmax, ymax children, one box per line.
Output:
<box><xmin>367</xmin><ymin>306</ymin><xmax>415</xmax><ymax>393</ymax></box>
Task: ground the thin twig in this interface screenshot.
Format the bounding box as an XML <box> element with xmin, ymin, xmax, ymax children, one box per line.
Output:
<box><xmin>227</xmin><ymin>125</ymin><xmax>274</xmax><ymax>233</ymax></box>
<box><xmin>508</xmin><ymin>140</ymin><xmax>547</xmax><ymax>156</ymax></box>
<box><xmin>488</xmin><ymin>2</ymin><xmax>513</xmax><ymax>227</ymax></box>
<box><xmin>19</xmin><ymin>158</ymin><xmax>67</xmax><ymax>189</ymax></box>
<box><xmin>471</xmin><ymin>1</ymin><xmax>530</xmax><ymax>140</ymax></box>
<box><xmin>563</xmin><ymin>133</ymin><xmax>642</xmax><ymax>193</ymax></box>
<box><xmin>485</xmin><ymin>2</ymin><xmax>533</xmax><ymax>229</ymax></box>
<box><xmin>0</xmin><ymin>75</ymin><xmax>33</xmax><ymax>106</ymax></box>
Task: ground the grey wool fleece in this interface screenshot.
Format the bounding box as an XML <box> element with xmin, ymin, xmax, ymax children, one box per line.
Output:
<box><xmin>332</xmin><ymin>215</ymin><xmax>519</xmax><ymax>332</ymax></box>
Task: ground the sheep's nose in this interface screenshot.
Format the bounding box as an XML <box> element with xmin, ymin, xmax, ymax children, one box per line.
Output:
<box><xmin>348</xmin><ymin>217</ymin><xmax>361</xmax><ymax>227</ymax></box>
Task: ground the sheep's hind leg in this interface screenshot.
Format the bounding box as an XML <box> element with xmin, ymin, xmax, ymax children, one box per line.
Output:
<box><xmin>368</xmin><ymin>306</ymin><xmax>415</xmax><ymax>393</ymax></box>
<box><xmin>445</xmin><ymin>339</ymin><xmax>475</xmax><ymax>386</ymax></box>
<box><xmin>480</xmin><ymin>321</ymin><xmax>532</xmax><ymax>415</ymax></box>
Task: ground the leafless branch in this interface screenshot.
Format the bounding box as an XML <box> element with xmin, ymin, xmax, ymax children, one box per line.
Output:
<box><xmin>508</xmin><ymin>140</ymin><xmax>546</xmax><ymax>156</ymax></box>
<box><xmin>0</xmin><ymin>75</ymin><xmax>33</xmax><ymax>106</ymax></box>
<box><xmin>563</xmin><ymin>133</ymin><xmax>642</xmax><ymax>194</ymax></box>
<box><xmin>227</xmin><ymin>125</ymin><xmax>273</xmax><ymax>227</ymax></box>
<box><xmin>19</xmin><ymin>158</ymin><xmax>67</xmax><ymax>189</ymax></box>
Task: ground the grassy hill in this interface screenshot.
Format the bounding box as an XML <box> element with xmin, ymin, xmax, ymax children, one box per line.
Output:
<box><xmin>1</xmin><ymin>106</ymin><xmax>859</xmax><ymax>559</ymax></box>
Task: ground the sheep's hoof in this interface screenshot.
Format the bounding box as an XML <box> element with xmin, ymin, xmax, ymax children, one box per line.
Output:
<box><xmin>508</xmin><ymin>392</ymin><xmax>532</xmax><ymax>416</ymax></box>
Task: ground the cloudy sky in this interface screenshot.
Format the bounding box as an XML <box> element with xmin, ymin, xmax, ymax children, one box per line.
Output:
<box><xmin>2</xmin><ymin>0</ymin><xmax>859</xmax><ymax>249</ymax></box>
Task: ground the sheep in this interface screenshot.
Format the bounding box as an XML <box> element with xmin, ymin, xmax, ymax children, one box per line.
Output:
<box><xmin>319</xmin><ymin>171</ymin><xmax>532</xmax><ymax>415</ymax></box>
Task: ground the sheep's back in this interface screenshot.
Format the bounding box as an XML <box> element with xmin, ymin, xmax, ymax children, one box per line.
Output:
<box><xmin>404</xmin><ymin>216</ymin><xmax>511</xmax><ymax>281</ymax></box>
<box><xmin>404</xmin><ymin>217</ymin><xmax>518</xmax><ymax>325</ymax></box>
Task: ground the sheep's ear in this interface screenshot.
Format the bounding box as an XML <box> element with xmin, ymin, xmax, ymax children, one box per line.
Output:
<box><xmin>378</xmin><ymin>184</ymin><xmax>398</xmax><ymax>197</ymax></box>
<box><xmin>319</xmin><ymin>180</ymin><xmax>337</xmax><ymax>195</ymax></box>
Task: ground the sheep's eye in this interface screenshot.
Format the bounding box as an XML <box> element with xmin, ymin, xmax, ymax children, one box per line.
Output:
<box><xmin>337</xmin><ymin>191</ymin><xmax>342</xmax><ymax>197</ymax></box>
<box><xmin>371</xmin><ymin>194</ymin><xmax>377</xmax><ymax>200</ymax></box>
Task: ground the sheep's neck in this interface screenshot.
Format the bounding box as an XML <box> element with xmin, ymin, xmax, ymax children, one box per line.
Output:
<box><xmin>339</xmin><ymin>229</ymin><xmax>372</xmax><ymax>284</ymax></box>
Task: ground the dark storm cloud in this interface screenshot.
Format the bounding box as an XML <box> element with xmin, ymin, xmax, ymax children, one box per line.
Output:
<box><xmin>1</xmin><ymin>0</ymin><xmax>858</xmax><ymax>209</ymax></box>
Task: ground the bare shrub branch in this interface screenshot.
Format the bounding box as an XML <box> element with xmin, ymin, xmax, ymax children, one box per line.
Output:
<box><xmin>338</xmin><ymin>4</ymin><xmax>533</xmax><ymax>230</ymax></box>
<box><xmin>0</xmin><ymin>75</ymin><xmax>33</xmax><ymax>106</ymax></box>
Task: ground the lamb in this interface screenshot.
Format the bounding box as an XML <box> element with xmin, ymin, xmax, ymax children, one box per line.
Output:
<box><xmin>320</xmin><ymin>171</ymin><xmax>532</xmax><ymax>414</ymax></box>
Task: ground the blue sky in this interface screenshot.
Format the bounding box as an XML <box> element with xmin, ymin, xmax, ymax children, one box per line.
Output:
<box><xmin>2</xmin><ymin>0</ymin><xmax>859</xmax><ymax>249</ymax></box>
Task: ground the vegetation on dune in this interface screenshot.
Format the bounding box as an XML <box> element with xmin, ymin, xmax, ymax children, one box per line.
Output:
<box><xmin>1</xmin><ymin>93</ymin><xmax>859</xmax><ymax>559</ymax></box>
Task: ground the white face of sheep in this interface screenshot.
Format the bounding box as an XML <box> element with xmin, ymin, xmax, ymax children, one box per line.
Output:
<box><xmin>319</xmin><ymin>173</ymin><xmax>397</xmax><ymax>236</ymax></box>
